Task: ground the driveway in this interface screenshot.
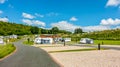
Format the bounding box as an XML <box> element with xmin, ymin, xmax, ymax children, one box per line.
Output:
<box><xmin>0</xmin><ymin>40</ymin><xmax>61</xmax><ymax>67</ymax></box>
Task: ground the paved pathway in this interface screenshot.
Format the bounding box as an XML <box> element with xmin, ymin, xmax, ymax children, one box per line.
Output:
<box><xmin>0</xmin><ymin>40</ymin><xmax>61</xmax><ymax>67</ymax></box>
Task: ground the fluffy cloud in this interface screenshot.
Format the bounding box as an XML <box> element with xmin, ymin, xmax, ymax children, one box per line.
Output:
<box><xmin>0</xmin><ymin>17</ymin><xmax>9</xmax><ymax>22</ymax></box>
<box><xmin>22</xmin><ymin>19</ymin><xmax>33</xmax><ymax>25</ymax></box>
<box><xmin>0</xmin><ymin>0</ymin><xmax>6</xmax><ymax>4</ymax></box>
<box><xmin>51</xmin><ymin>21</ymin><xmax>80</xmax><ymax>32</ymax></box>
<box><xmin>22</xmin><ymin>19</ymin><xmax>45</xmax><ymax>27</ymax></box>
<box><xmin>106</xmin><ymin>0</ymin><xmax>120</xmax><ymax>6</ymax></box>
<box><xmin>100</xmin><ymin>18</ymin><xmax>120</xmax><ymax>26</ymax></box>
<box><xmin>70</xmin><ymin>17</ymin><xmax>78</xmax><ymax>21</ymax></box>
<box><xmin>83</xmin><ymin>25</ymin><xmax>110</xmax><ymax>32</ymax></box>
<box><xmin>0</xmin><ymin>10</ymin><xmax>3</xmax><ymax>14</ymax></box>
<box><xmin>35</xmin><ymin>13</ymin><xmax>44</xmax><ymax>18</ymax></box>
<box><xmin>22</xmin><ymin>12</ymin><xmax>35</xmax><ymax>19</ymax></box>
<box><xmin>33</xmin><ymin>20</ymin><xmax>45</xmax><ymax>27</ymax></box>
<box><xmin>51</xmin><ymin>20</ymin><xmax>111</xmax><ymax>32</ymax></box>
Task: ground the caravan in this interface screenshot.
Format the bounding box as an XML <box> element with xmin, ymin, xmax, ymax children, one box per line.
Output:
<box><xmin>80</xmin><ymin>38</ymin><xmax>93</xmax><ymax>44</ymax></box>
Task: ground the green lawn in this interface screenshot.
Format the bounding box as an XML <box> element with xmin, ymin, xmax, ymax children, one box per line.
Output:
<box><xmin>0</xmin><ymin>44</ymin><xmax>16</xmax><ymax>58</ymax></box>
<box><xmin>48</xmin><ymin>48</ymin><xmax>105</xmax><ymax>53</ymax></box>
<box><xmin>23</xmin><ymin>41</ymin><xmax>34</xmax><ymax>45</ymax></box>
<box><xmin>94</xmin><ymin>40</ymin><xmax>120</xmax><ymax>45</ymax></box>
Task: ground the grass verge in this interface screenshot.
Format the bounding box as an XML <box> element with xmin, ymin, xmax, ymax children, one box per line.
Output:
<box><xmin>94</xmin><ymin>40</ymin><xmax>120</xmax><ymax>45</ymax></box>
<box><xmin>0</xmin><ymin>44</ymin><xmax>16</xmax><ymax>59</ymax></box>
<box><xmin>23</xmin><ymin>41</ymin><xmax>34</xmax><ymax>45</ymax></box>
<box><xmin>48</xmin><ymin>48</ymin><xmax>105</xmax><ymax>53</ymax></box>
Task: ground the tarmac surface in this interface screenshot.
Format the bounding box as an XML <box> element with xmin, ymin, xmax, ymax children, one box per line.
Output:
<box><xmin>0</xmin><ymin>40</ymin><xmax>61</xmax><ymax>67</ymax></box>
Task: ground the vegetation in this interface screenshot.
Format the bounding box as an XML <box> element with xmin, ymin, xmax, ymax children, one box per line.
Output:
<box><xmin>1</xmin><ymin>21</ymin><xmax>120</xmax><ymax>43</ymax></box>
<box><xmin>0</xmin><ymin>44</ymin><xmax>16</xmax><ymax>58</ymax></box>
<box><xmin>23</xmin><ymin>41</ymin><xmax>34</xmax><ymax>45</ymax></box>
<box><xmin>0</xmin><ymin>21</ymin><xmax>71</xmax><ymax>35</ymax></box>
<box><xmin>30</xmin><ymin>26</ymin><xmax>39</xmax><ymax>34</ymax></box>
<box><xmin>74</xmin><ymin>28</ymin><xmax>83</xmax><ymax>34</ymax></box>
<box><xmin>94</xmin><ymin>40</ymin><xmax>120</xmax><ymax>45</ymax></box>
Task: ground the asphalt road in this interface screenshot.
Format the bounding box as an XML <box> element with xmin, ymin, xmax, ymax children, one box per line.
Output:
<box><xmin>0</xmin><ymin>40</ymin><xmax>61</xmax><ymax>67</ymax></box>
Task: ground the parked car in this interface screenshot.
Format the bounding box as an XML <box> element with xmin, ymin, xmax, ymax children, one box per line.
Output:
<box><xmin>80</xmin><ymin>38</ymin><xmax>93</xmax><ymax>44</ymax></box>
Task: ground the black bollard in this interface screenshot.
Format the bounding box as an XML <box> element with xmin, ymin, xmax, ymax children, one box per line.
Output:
<box><xmin>98</xmin><ymin>43</ymin><xmax>100</xmax><ymax>50</ymax></box>
<box><xmin>64</xmin><ymin>40</ymin><xmax>65</xmax><ymax>46</ymax></box>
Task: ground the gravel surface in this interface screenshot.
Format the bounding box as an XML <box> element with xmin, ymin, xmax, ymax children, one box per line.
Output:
<box><xmin>50</xmin><ymin>50</ymin><xmax>120</xmax><ymax>67</ymax></box>
<box><xmin>40</xmin><ymin>46</ymin><xmax>93</xmax><ymax>52</ymax></box>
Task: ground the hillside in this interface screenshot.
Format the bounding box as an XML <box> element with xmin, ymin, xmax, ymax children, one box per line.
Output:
<box><xmin>0</xmin><ymin>21</ymin><xmax>32</xmax><ymax>35</ymax></box>
<box><xmin>0</xmin><ymin>21</ymin><xmax>71</xmax><ymax>36</ymax></box>
<box><xmin>71</xmin><ymin>29</ymin><xmax>120</xmax><ymax>40</ymax></box>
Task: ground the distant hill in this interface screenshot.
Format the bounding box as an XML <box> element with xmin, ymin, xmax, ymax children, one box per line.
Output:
<box><xmin>81</xmin><ymin>29</ymin><xmax>120</xmax><ymax>40</ymax></box>
<box><xmin>0</xmin><ymin>21</ymin><xmax>32</xmax><ymax>35</ymax></box>
<box><xmin>0</xmin><ymin>21</ymin><xmax>71</xmax><ymax>36</ymax></box>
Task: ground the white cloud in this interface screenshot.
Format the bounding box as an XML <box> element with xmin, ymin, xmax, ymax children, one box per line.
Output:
<box><xmin>51</xmin><ymin>20</ymin><xmax>111</xmax><ymax>32</ymax></box>
<box><xmin>33</xmin><ymin>20</ymin><xmax>45</xmax><ymax>27</ymax></box>
<box><xmin>0</xmin><ymin>17</ymin><xmax>9</xmax><ymax>22</ymax></box>
<box><xmin>22</xmin><ymin>12</ymin><xmax>35</xmax><ymax>19</ymax></box>
<box><xmin>70</xmin><ymin>17</ymin><xmax>78</xmax><ymax>21</ymax></box>
<box><xmin>51</xmin><ymin>21</ymin><xmax>81</xmax><ymax>32</ymax></box>
<box><xmin>35</xmin><ymin>13</ymin><xmax>44</xmax><ymax>18</ymax></box>
<box><xmin>0</xmin><ymin>10</ymin><xmax>3</xmax><ymax>14</ymax></box>
<box><xmin>83</xmin><ymin>25</ymin><xmax>110</xmax><ymax>32</ymax></box>
<box><xmin>106</xmin><ymin>0</ymin><xmax>120</xmax><ymax>7</ymax></box>
<box><xmin>100</xmin><ymin>18</ymin><xmax>120</xmax><ymax>26</ymax></box>
<box><xmin>0</xmin><ymin>0</ymin><xmax>6</xmax><ymax>4</ymax></box>
<box><xmin>22</xmin><ymin>19</ymin><xmax>45</xmax><ymax>27</ymax></box>
<box><xmin>22</xmin><ymin>19</ymin><xmax>33</xmax><ymax>25</ymax></box>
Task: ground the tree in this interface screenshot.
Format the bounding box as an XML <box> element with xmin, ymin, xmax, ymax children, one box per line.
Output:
<box><xmin>41</xmin><ymin>29</ymin><xmax>47</xmax><ymax>34</ymax></box>
<box><xmin>51</xmin><ymin>27</ymin><xmax>59</xmax><ymax>34</ymax></box>
<box><xmin>30</xmin><ymin>26</ymin><xmax>39</xmax><ymax>34</ymax></box>
<box><xmin>74</xmin><ymin>28</ymin><xmax>83</xmax><ymax>34</ymax></box>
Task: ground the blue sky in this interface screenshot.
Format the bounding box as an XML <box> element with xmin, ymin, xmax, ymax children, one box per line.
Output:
<box><xmin>0</xmin><ymin>0</ymin><xmax>120</xmax><ymax>32</ymax></box>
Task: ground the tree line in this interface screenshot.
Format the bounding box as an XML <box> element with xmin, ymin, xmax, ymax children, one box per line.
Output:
<box><xmin>0</xmin><ymin>21</ymin><xmax>71</xmax><ymax>35</ymax></box>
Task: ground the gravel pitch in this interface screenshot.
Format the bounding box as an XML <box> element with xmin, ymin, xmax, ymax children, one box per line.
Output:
<box><xmin>38</xmin><ymin>45</ymin><xmax>120</xmax><ymax>67</ymax></box>
<box><xmin>50</xmin><ymin>50</ymin><xmax>120</xmax><ymax>67</ymax></box>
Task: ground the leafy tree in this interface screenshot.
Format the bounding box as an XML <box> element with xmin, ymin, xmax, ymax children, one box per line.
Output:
<box><xmin>41</xmin><ymin>29</ymin><xmax>47</xmax><ymax>34</ymax></box>
<box><xmin>51</xmin><ymin>27</ymin><xmax>59</xmax><ymax>34</ymax></box>
<box><xmin>74</xmin><ymin>28</ymin><xmax>83</xmax><ymax>34</ymax></box>
<box><xmin>30</xmin><ymin>26</ymin><xmax>39</xmax><ymax>34</ymax></box>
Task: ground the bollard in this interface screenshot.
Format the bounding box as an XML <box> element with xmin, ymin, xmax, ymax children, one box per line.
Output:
<box><xmin>64</xmin><ymin>40</ymin><xmax>65</xmax><ymax>46</ymax></box>
<box><xmin>98</xmin><ymin>43</ymin><xmax>101</xmax><ymax>50</ymax></box>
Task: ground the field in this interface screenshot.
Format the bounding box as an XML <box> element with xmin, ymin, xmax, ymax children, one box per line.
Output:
<box><xmin>94</xmin><ymin>40</ymin><xmax>120</xmax><ymax>45</ymax></box>
<box><xmin>0</xmin><ymin>44</ymin><xmax>16</xmax><ymax>58</ymax></box>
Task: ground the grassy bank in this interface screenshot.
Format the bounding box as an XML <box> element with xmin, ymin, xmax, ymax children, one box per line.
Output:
<box><xmin>94</xmin><ymin>40</ymin><xmax>120</xmax><ymax>45</ymax></box>
<box><xmin>23</xmin><ymin>41</ymin><xmax>34</xmax><ymax>45</ymax></box>
<box><xmin>0</xmin><ymin>44</ymin><xmax>16</xmax><ymax>59</ymax></box>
